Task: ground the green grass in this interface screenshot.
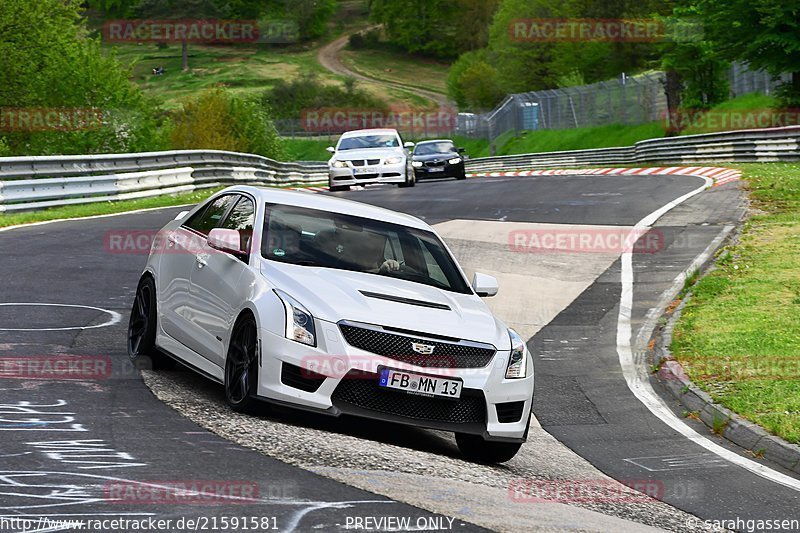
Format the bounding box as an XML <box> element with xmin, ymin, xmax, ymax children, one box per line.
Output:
<box><xmin>671</xmin><ymin>163</ymin><xmax>800</xmax><ymax>444</ymax></box>
<box><xmin>339</xmin><ymin>47</ymin><xmax>450</xmax><ymax>95</ymax></box>
<box><xmin>496</xmin><ymin>122</ymin><xmax>666</xmax><ymax>155</ymax></box>
<box><xmin>0</xmin><ymin>188</ymin><xmax>226</xmax><ymax>228</ymax></box>
<box><xmin>110</xmin><ymin>43</ymin><xmax>332</xmax><ymax>110</ymax></box>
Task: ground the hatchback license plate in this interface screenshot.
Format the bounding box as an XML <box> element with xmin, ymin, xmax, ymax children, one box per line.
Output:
<box><xmin>378</xmin><ymin>368</ymin><xmax>462</xmax><ymax>399</ymax></box>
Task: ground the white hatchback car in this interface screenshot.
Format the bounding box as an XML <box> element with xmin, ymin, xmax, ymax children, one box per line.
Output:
<box><xmin>326</xmin><ymin>128</ymin><xmax>416</xmax><ymax>191</ymax></box>
<box><xmin>128</xmin><ymin>186</ymin><xmax>534</xmax><ymax>462</ymax></box>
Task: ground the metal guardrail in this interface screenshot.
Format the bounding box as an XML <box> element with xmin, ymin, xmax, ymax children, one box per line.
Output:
<box><xmin>0</xmin><ymin>150</ymin><xmax>327</xmax><ymax>213</ymax></box>
<box><xmin>1</xmin><ymin>127</ymin><xmax>798</xmax><ymax>213</ymax></box>
<box><xmin>464</xmin><ymin>126</ymin><xmax>800</xmax><ymax>173</ymax></box>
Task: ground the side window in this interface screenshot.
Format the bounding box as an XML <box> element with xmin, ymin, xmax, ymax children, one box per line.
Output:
<box><xmin>183</xmin><ymin>195</ymin><xmax>236</xmax><ymax>236</ymax></box>
<box><xmin>221</xmin><ymin>196</ymin><xmax>255</xmax><ymax>255</ymax></box>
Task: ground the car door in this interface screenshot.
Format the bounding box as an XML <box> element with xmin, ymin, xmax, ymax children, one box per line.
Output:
<box><xmin>159</xmin><ymin>194</ymin><xmax>238</xmax><ymax>353</ymax></box>
<box><xmin>187</xmin><ymin>194</ymin><xmax>256</xmax><ymax>368</ymax></box>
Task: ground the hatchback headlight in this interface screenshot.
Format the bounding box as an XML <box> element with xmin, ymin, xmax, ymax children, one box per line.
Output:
<box><xmin>412</xmin><ymin>161</ymin><xmax>423</xmax><ymax>168</ymax></box>
<box><xmin>505</xmin><ymin>328</ymin><xmax>528</xmax><ymax>379</ymax></box>
<box><xmin>331</xmin><ymin>160</ymin><xmax>348</xmax><ymax>168</ymax></box>
<box><xmin>384</xmin><ymin>156</ymin><xmax>403</xmax><ymax>165</ymax></box>
<box><xmin>448</xmin><ymin>157</ymin><xmax>462</xmax><ymax>165</ymax></box>
<box><xmin>274</xmin><ymin>290</ymin><xmax>316</xmax><ymax>346</ymax></box>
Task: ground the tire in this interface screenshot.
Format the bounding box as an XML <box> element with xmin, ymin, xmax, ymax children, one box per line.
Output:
<box><xmin>398</xmin><ymin>167</ymin><xmax>416</xmax><ymax>188</ymax></box>
<box><xmin>128</xmin><ymin>276</ymin><xmax>170</xmax><ymax>369</ymax></box>
<box><xmin>456</xmin><ymin>170</ymin><xmax>467</xmax><ymax>180</ymax></box>
<box><xmin>455</xmin><ymin>433</ymin><xmax>523</xmax><ymax>463</ymax></box>
<box><xmin>225</xmin><ymin>314</ymin><xmax>261</xmax><ymax>414</ymax></box>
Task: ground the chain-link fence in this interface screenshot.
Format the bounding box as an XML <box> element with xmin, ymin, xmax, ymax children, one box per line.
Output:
<box><xmin>455</xmin><ymin>64</ymin><xmax>792</xmax><ymax>150</ymax></box>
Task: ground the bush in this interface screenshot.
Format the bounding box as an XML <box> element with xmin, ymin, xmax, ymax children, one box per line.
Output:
<box><xmin>171</xmin><ymin>89</ymin><xmax>285</xmax><ymax>160</ymax></box>
<box><xmin>349</xmin><ymin>28</ymin><xmax>382</xmax><ymax>50</ymax></box>
<box><xmin>261</xmin><ymin>73</ymin><xmax>388</xmax><ymax>120</ymax></box>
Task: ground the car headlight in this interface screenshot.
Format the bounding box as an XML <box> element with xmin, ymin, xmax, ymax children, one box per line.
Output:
<box><xmin>448</xmin><ymin>157</ymin><xmax>462</xmax><ymax>165</ymax></box>
<box><xmin>331</xmin><ymin>160</ymin><xmax>348</xmax><ymax>168</ymax></box>
<box><xmin>505</xmin><ymin>328</ymin><xmax>528</xmax><ymax>379</ymax></box>
<box><xmin>384</xmin><ymin>156</ymin><xmax>403</xmax><ymax>165</ymax></box>
<box><xmin>411</xmin><ymin>161</ymin><xmax>423</xmax><ymax>168</ymax></box>
<box><xmin>274</xmin><ymin>289</ymin><xmax>316</xmax><ymax>346</ymax></box>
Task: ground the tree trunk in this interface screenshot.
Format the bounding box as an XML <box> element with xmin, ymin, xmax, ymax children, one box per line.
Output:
<box><xmin>663</xmin><ymin>70</ymin><xmax>683</xmax><ymax>136</ymax></box>
<box><xmin>182</xmin><ymin>40</ymin><xmax>189</xmax><ymax>72</ymax></box>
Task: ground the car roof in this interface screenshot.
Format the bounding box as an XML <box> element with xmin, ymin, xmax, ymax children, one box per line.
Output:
<box><xmin>415</xmin><ymin>139</ymin><xmax>454</xmax><ymax>144</ymax></box>
<box><xmin>339</xmin><ymin>128</ymin><xmax>400</xmax><ymax>138</ymax></box>
<box><xmin>219</xmin><ymin>186</ymin><xmax>431</xmax><ymax>231</ymax></box>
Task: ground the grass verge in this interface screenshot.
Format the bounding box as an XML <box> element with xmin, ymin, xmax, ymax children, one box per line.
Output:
<box><xmin>671</xmin><ymin>162</ymin><xmax>800</xmax><ymax>444</ymax></box>
<box><xmin>0</xmin><ymin>187</ymin><xmax>226</xmax><ymax>229</ymax></box>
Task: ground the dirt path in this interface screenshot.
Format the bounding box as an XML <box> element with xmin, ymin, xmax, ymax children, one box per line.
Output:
<box><xmin>316</xmin><ymin>27</ymin><xmax>453</xmax><ymax>108</ymax></box>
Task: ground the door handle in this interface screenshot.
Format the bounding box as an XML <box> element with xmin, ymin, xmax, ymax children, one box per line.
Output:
<box><xmin>196</xmin><ymin>254</ymin><xmax>208</xmax><ymax>268</ymax></box>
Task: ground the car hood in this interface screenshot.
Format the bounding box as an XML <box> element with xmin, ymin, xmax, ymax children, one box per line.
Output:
<box><xmin>331</xmin><ymin>147</ymin><xmax>405</xmax><ymax>161</ymax></box>
<box><xmin>259</xmin><ymin>260</ymin><xmax>509</xmax><ymax>349</ymax></box>
<box><xmin>413</xmin><ymin>151</ymin><xmax>459</xmax><ymax>162</ymax></box>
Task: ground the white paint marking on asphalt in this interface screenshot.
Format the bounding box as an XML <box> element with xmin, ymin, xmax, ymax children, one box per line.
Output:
<box><xmin>0</xmin><ymin>303</ymin><xmax>121</xmax><ymax>332</ymax></box>
<box><xmin>616</xmin><ymin>177</ymin><xmax>800</xmax><ymax>492</ymax></box>
<box><xmin>623</xmin><ymin>454</ymin><xmax>730</xmax><ymax>472</ymax></box>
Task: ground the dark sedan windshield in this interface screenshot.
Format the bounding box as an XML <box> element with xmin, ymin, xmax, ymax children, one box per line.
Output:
<box><xmin>337</xmin><ymin>135</ymin><xmax>399</xmax><ymax>150</ymax></box>
<box><xmin>262</xmin><ymin>204</ymin><xmax>471</xmax><ymax>294</ymax></box>
<box><xmin>414</xmin><ymin>141</ymin><xmax>455</xmax><ymax>156</ymax></box>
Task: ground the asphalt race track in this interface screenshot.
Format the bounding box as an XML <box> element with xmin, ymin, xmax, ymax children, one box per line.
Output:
<box><xmin>1</xmin><ymin>174</ymin><xmax>798</xmax><ymax>532</ymax></box>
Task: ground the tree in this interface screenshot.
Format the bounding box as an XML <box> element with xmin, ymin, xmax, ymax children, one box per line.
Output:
<box><xmin>447</xmin><ymin>49</ymin><xmax>503</xmax><ymax>110</ymax></box>
<box><xmin>133</xmin><ymin>0</ymin><xmax>225</xmax><ymax>71</ymax></box>
<box><xmin>171</xmin><ymin>89</ymin><xmax>285</xmax><ymax>159</ymax></box>
<box><xmin>369</xmin><ymin>0</ymin><xmax>499</xmax><ymax>58</ymax></box>
<box><xmin>0</xmin><ymin>0</ymin><xmax>166</xmax><ymax>155</ymax></box>
<box><xmin>693</xmin><ymin>0</ymin><xmax>800</xmax><ymax>106</ymax></box>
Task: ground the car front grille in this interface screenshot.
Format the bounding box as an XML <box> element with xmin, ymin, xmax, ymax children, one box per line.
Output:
<box><xmin>425</xmin><ymin>160</ymin><xmax>446</xmax><ymax>167</ymax></box>
<box><xmin>348</xmin><ymin>159</ymin><xmax>381</xmax><ymax>166</ymax></box>
<box><xmin>332</xmin><ymin>371</ymin><xmax>486</xmax><ymax>424</ymax></box>
<box><xmin>339</xmin><ymin>323</ymin><xmax>496</xmax><ymax>369</ymax></box>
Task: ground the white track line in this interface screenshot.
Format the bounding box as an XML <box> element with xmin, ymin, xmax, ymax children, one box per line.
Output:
<box><xmin>616</xmin><ymin>177</ymin><xmax>800</xmax><ymax>492</ymax></box>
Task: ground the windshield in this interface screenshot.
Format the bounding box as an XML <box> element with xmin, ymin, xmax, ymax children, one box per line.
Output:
<box><xmin>262</xmin><ymin>204</ymin><xmax>471</xmax><ymax>294</ymax></box>
<box><xmin>337</xmin><ymin>135</ymin><xmax>400</xmax><ymax>151</ymax></box>
<box><xmin>414</xmin><ymin>142</ymin><xmax>455</xmax><ymax>156</ymax></box>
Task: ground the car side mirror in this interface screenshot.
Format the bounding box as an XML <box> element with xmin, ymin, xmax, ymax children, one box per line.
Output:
<box><xmin>174</xmin><ymin>210</ymin><xmax>191</xmax><ymax>221</ymax></box>
<box><xmin>403</xmin><ymin>141</ymin><xmax>415</xmax><ymax>148</ymax></box>
<box><xmin>207</xmin><ymin>228</ymin><xmax>242</xmax><ymax>256</ymax></box>
<box><xmin>326</xmin><ymin>146</ymin><xmax>335</xmax><ymax>153</ymax></box>
<box><xmin>472</xmin><ymin>272</ymin><xmax>499</xmax><ymax>297</ymax></box>
<box><xmin>457</xmin><ymin>147</ymin><xmax>466</xmax><ymax>153</ymax></box>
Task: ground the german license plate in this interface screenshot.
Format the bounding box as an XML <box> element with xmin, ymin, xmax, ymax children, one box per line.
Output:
<box><xmin>428</xmin><ymin>167</ymin><xmax>444</xmax><ymax>172</ymax></box>
<box><xmin>378</xmin><ymin>368</ymin><xmax>462</xmax><ymax>399</ymax></box>
<box><xmin>354</xmin><ymin>166</ymin><xmax>378</xmax><ymax>174</ymax></box>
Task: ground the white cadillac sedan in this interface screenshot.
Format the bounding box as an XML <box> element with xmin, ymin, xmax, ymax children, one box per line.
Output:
<box><xmin>128</xmin><ymin>186</ymin><xmax>534</xmax><ymax>462</ymax></box>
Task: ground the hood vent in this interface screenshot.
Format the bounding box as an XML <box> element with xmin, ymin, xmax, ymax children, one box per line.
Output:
<box><xmin>359</xmin><ymin>290</ymin><xmax>451</xmax><ymax>311</ymax></box>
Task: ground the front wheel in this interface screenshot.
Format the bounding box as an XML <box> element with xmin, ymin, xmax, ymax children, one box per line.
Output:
<box><xmin>398</xmin><ymin>168</ymin><xmax>416</xmax><ymax>188</ymax></box>
<box><xmin>225</xmin><ymin>315</ymin><xmax>261</xmax><ymax>414</ymax></box>
<box><xmin>455</xmin><ymin>433</ymin><xmax>522</xmax><ymax>463</ymax></box>
<box><xmin>128</xmin><ymin>277</ymin><xmax>170</xmax><ymax>369</ymax></box>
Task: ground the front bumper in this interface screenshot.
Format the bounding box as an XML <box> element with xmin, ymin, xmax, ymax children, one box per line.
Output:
<box><xmin>257</xmin><ymin>320</ymin><xmax>534</xmax><ymax>441</ymax></box>
<box><xmin>329</xmin><ymin>163</ymin><xmax>406</xmax><ymax>186</ymax></box>
<box><xmin>413</xmin><ymin>161</ymin><xmax>465</xmax><ymax>179</ymax></box>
